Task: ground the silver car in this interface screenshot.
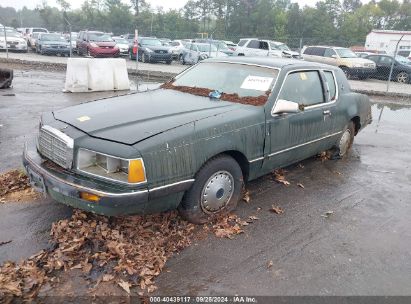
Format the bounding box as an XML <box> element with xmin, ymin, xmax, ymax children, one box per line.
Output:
<box><xmin>181</xmin><ymin>43</ymin><xmax>228</xmax><ymax>65</ymax></box>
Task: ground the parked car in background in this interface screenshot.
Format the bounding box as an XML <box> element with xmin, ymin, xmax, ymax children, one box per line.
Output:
<box><xmin>224</xmin><ymin>40</ymin><xmax>237</xmax><ymax>50</ymax></box>
<box><xmin>130</xmin><ymin>37</ymin><xmax>173</xmax><ymax>64</ymax></box>
<box><xmin>36</xmin><ymin>33</ymin><xmax>70</xmax><ymax>56</ymax></box>
<box><xmin>169</xmin><ymin>40</ymin><xmax>189</xmax><ymax>60</ymax></box>
<box><xmin>397</xmin><ymin>50</ymin><xmax>411</xmax><ymax>60</ymax></box>
<box><xmin>65</xmin><ymin>32</ymin><xmax>78</xmax><ymax>52</ymax></box>
<box><xmin>366</xmin><ymin>54</ymin><xmax>411</xmax><ymax>83</ymax></box>
<box><xmin>28</xmin><ymin>32</ymin><xmax>41</xmax><ymax>51</ymax></box>
<box><xmin>234</xmin><ymin>38</ymin><xmax>287</xmax><ymax>58</ymax></box>
<box><xmin>269</xmin><ymin>41</ymin><xmax>300</xmax><ymax>58</ymax></box>
<box><xmin>112</xmin><ymin>37</ymin><xmax>129</xmax><ymax>56</ymax></box>
<box><xmin>181</xmin><ymin>42</ymin><xmax>228</xmax><ymax>65</ymax></box>
<box><xmin>159</xmin><ymin>38</ymin><xmax>172</xmax><ymax>46</ymax></box>
<box><xmin>194</xmin><ymin>39</ymin><xmax>235</xmax><ymax>56</ymax></box>
<box><xmin>23</xmin><ymin>57</ymin><xmax>371</xmax><ymax>223</ymax></box>
<box><xmin>77</xmin><ymin>31</ymin><xmax>119</xmax><ymax>58</ymax></box>
<box><xmin>0</xmin><ymin>28</ymin><xmax>28</xmax><ymax>52</ymax></box>
<box><xmin>25</xmin><ymin>28</ymin><xmax>48</xmax><ymax>46</ymax></box>
<box><xmin>302</xmin><ymin>46</ymin><xmax>376</xmax><ymax>79</ymax></box>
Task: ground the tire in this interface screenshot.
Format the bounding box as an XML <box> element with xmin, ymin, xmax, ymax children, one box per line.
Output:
<box><xmin>332</xmin><ymin>122</ymin><xmax>355</xmax><ymax>159</ymax></box>
<box><xmin>238</xmin><ymin>53</ymin><xmax>245</xmax><ymax>56</ymax></box>
<box><xmin>396</xmin><ymin>72</ymin><xmax>409</xmax><ymax>84</ymax></box>
<box><xmin>178</xmin><ymin>155</ymin><xmax>243</xmax><ymax>224</ymax></box>
<box><xmin>142</xmin><ymin>53</ymin><xmax>147</xmax><ymax>63</ymax></box>
<box><xmin>166</xmin><ymin>60</ymin><xmax>172</xmax><ymax>65</ymax></box>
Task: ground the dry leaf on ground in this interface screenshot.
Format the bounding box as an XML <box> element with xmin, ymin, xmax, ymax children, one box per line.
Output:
<box><xmin>242</xmin><ymin>190</ymin><xmax>251</xmax><ymax>203</ymax></box>
<box><xmin>270</xmin><ymin>205</ymin><xmax>284</xmax><ymax>215</ymax></box>
<box><xmin>273</xmin><ymin>169</ymin><xmax>290</xmax><ymax>186</ymax></box>
<box><xmin>118</xmin><ymin>280</ymin><xmax>130</xmax><ymax>294</ymax></box>
<box><xmin>267</xmin><ymin>261</ymin><xmax>273</xmax><ymax>268</ymax></box>
<box><xmin>321</xmin><ymin>211</ymin><xmax>334</xmax><ymax>218</ymax></box>
<box><xmin>297</xmin><ymin>183</ymin><xmax>305</xmax><ymax>189</ymax></box>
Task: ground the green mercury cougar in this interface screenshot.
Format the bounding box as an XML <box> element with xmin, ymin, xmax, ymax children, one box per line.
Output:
<box><xmin>23</xmin><ymin>57</ymin><xmax>372</xmax><ymax>223</ymax></box>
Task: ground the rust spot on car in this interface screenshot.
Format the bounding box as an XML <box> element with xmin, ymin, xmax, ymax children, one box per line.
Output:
<box><xmin>160</xmin><ymin>82</ymin><xmax>269</xmax><ymax>106</ymax></box>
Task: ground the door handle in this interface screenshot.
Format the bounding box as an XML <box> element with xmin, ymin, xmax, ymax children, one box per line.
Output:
<box><xmin>323</xmin><ymin>110</ymin><xmax>332</xmax><ymax>116</ymax></box>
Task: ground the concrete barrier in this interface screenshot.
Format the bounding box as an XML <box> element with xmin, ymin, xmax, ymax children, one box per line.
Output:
<box><xmin>64</xmin><ymin>58</ymin><xmax>130</xmax><ymax>92</ymax></box>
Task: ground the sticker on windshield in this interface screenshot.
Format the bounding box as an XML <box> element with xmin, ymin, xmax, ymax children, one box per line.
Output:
<box><xmin>240</xmin><ymin>76</ymin><xmax>274</xmax><ymax>91</ymax></box>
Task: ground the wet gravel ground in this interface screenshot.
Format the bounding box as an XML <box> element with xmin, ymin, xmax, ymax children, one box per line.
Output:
<box><xmin>0</xmin><ymin>69</ymin><xmax>411</xmax><ymax>295</ymax></box>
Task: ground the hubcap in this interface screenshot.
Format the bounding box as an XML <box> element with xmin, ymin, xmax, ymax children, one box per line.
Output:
<box><xmin>201</xmin><ymin>171</ymin><xmax>234</xmax><ymax>214</ymax></box>
<box><xmin>397</xmin><ymin>73</ymin><xmax>408</xmax><ymax>83</ymax></box>
<box><xmin>339</xmin><ymin>129</ymin><xmax>351</xmax><ymax>156</ymax></box>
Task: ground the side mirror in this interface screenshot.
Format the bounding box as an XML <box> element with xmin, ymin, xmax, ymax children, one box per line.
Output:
<box><xmin>272</xmin><ymin>99</ymin><xmax>300</xmax><ymax>115</ymax></box>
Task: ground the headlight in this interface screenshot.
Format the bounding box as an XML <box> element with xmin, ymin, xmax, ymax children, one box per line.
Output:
<box><xmin>145</xmin><ymin>48</ymin><xmax>153</xmax><ymax>52</ymax></box>
<box><xmin>90</xmin><ymin>42</ymin><xmax>98</xmax><ymax>48</ymax></box>
<box><xmin>353</xmin><ymin>64</ymin><xmax>362</xmax><ymax>68</ymax></box>
<box><xmin>43</xmin><ymin>44</ymin><xmax>51</xmax><ymax>48</ymax></box>
<box><xmin>77</xmin><ymin>148</ymin><xmax>146</xmax><ymax>184</ymax></box>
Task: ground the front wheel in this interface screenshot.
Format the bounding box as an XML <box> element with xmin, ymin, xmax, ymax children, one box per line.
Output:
<box><xmin>178</xmin><ymin>155</ymin><xmax>243</xmax><ymax>224</ymax></box>
<box><xmin>396</xmin><ymin>72</ymin><xmax>409</xmax><ymax>84</ymax></box>
<box><xmin>141</xmin><ymin>53</ymin><xmax>148</xmax><ymax>63</ymax></box>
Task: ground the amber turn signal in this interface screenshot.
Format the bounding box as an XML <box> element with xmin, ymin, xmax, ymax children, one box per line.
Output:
<box><xmin>128</xmin><ymin>159</ymin><xmax>146</xmax><ymax>183</ymax></box>
<box><xmin>80</xmin><ymin>192</ymin><xmax>101</xmax><ymax>203</ymax></box>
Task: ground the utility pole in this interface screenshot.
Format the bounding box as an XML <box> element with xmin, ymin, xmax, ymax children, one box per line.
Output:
<box><xmin>387</xmin><ymin>35</ymin><xmax>404</xmax><ymax>92</ymax></box>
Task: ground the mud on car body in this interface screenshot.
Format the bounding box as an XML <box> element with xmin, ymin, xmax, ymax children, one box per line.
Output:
<box><xmin>23</xmin><ymin>57</ymin><xmax>372</xmax><ymax>224</ymax></box>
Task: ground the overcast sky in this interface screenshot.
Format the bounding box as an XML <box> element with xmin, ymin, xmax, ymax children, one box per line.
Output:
<box><xmin>1</xmin><ymin>0</ymin><xmax>320</xmax><ymax>11</ymax></box>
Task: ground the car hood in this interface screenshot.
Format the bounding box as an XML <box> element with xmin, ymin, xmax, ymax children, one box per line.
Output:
<box><xmin>93</xmin><ymin>41</ymin><xmax>116</xmax><ymax>47</ymax></box>
<box><xmin>143</xmin><ymin>45</ymin><xmax>170</xmax><ymax>51</ymax></box>
<box><xmin>42</xmin><ymin>40</ymin><xmax>69</xmax><ymax>46</ymax></box>
<box><xmin>53</xmin><ymin>89</ymin><xmax>239</xmax><ymax>145</ymax></box>
<box><xmin>0</xmin><ymin>37</ymin><xmax>25</xmax><ymax>43</ymax></box>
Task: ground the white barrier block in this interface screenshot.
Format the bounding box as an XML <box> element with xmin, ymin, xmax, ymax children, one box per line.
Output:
<box><xmin>64</xmin><ymin>58</ymin><xmax>89</xmax><ymax>92</ymax></box>
<box><xmin>88</xmin><ymin>59</ymin><xmax>115</xmax><ymax>92</ymax></box>
<box><xmin>110</xmin><ymin>59</ymin><xmax>130</xmax><ymax>91</ymax></box>
<box><xmin>64</xmin><ymin>58</ymin><xmax>130</xmax><ymax>93</ymax></box>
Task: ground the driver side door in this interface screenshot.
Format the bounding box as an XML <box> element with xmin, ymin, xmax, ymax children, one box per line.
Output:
<box><xmin>263</xmin><ymin>70</ymin><xmax>335</xmax><ymax>171</ymax></box>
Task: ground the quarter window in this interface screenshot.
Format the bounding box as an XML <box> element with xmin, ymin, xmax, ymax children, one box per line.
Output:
<box><xmin>278</xmin><ymin>71</ymin><xmax>325</xmax><ymax>107</ymax></box>
<box><xmin>379</xmin><ymin>56</ymin><xmax>393</xmax><ymax>65</ymax></box>
<box><xmin>324</xmin><ymin>71</ymin><xmax>337</xmax><ymax>101</ymax></box>
<box><xmin>259</xmin><ymin>41</ymin><xmax>269</xmax><ymax>50</ymax></box>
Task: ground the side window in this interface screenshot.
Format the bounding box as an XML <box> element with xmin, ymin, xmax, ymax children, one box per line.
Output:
<box><xmin>303</xmin><ymin>47</ymin><xmax>314</xmax><ymax>55</ymax></box>
<box><xmin>324</xmin><ymin>71</ymin><xmax>337</xmax><ymax>101</ymax></box>
<box><xmin>313</xmin><ymin>47</ymin><xmax>325</xmax><ymax>56</ymax></box>
<box><xmin>259</xmin><ymin>41</ymin><xmax>269</xmax><ymax>50</ymax></box>
<box><xmin>247</xmin><ymin>40</ymin><xmax>259</xmax><ymax>49</ymax></box>
<box><xmin>324</xmin><ymin>48</ymin><xmax>336</xmax><ymax>58</ymax></box>
<box><xmin>238</xmin><ymin>40</ymin><xmax>247</xmax><ymax>47</ymax></box>
<box><xmin>380</xmin><ymin>56</ymin><xmax>393</xmax><ymax>65</ymax></box>
<box><xmin>278</xmin><ymin>71</ymin><xmax>325</xmax><ymax>107</ymax></box>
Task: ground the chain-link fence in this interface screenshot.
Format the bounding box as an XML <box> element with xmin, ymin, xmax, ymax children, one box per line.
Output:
<box><xmin>0</xmin><ymin>24</ymin><xmax>410</xmax><ymax>95</ymax></box>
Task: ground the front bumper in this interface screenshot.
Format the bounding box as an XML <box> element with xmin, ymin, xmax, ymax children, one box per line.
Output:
<box><xmin>90</xmin><ymin>47</ymin><xmax>120</xmax><ymax>57</ymax></box>
<box><xmin>147</xmin><ymin>52</ymin><xmax>172</xmax><ymax>62</ymax></box>
<box><xmin>23</xmin><ymin>140</ymin><xmax>194</xmax><ymax>216</ymax></box>
<box><xmin>0</xmin><ymin>44</ymin><xmax>27</xmax><ymax>51</ymax></box>
<box><xmin>347</xmin><ymin>67</ymin><xmax>375</xmax><ymax>77</ymax></box>
<box><xmin>41</xmin><ymin>47</ymin><xmax>70</xmax><ymax>55</ymax></box>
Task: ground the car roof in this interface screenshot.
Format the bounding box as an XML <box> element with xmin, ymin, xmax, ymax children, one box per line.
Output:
<box><xmin>205</xmin><ymin>56</ymin><xmax>338</xmax><ymax>70</ymax></box>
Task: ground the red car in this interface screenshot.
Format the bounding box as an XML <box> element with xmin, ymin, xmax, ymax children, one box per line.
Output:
<box><xmin>77</xmin><ymin>31</ymin><xmax>119</xmax><ymax>58</ymax></box>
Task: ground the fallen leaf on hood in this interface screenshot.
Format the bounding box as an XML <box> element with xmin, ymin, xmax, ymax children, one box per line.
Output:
<box><xmin>321</xmin><ymin>211</ymin><xmax>334</xmax><ymax>218</ymax></box>
<box><xmin>270</xmin><ymin>205</ymin><xmax>284</xmax><ymax>215</ymax></box>
<box><xmin>297</xmin><ymin>183</ymin><xmax>305</xmax><ymax>189</ymax></box>
<box><xmin>267</xmin><ymin>261</ymin><xmax>273</xmax><ymax>268</ymax></box>
<box><xmin>273</xmin><ymin>169</ymin><xmax>290</xmax><ymax>186</ymax></box>
<box><xmin>118</xmin><ymin>280</ymin><xmax>130</xmax><ymax>294</ymax></box>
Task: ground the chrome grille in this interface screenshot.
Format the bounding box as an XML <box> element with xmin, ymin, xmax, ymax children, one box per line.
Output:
<box><xmin>38</xmin><ymin>125</ymin><xmax>73</xmax><ymax>169</ymax></box>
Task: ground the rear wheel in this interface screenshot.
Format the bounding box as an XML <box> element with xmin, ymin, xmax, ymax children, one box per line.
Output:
<box><xmin>334</xmin><ymin>122</ymin><xmax>355</xmax><ymax>158</ymax></box>
<box><xmin>142</xmin><ymin>53</ymin><xmax>147</xmax><ymax>63</ymax></box>
<box><xmin>396</xmin><ymin>72</ymin><xmax>409</xmax><ymax>83</ymax></box>
<box><xmin>178</xmin><ymin>155</ymin><xmax>243</xmax><ymax>224</ymax></box>
<box><xmin>166</xmin><ymin>60</ymin><xmax>172</xmax><ymax>65</ymax></box>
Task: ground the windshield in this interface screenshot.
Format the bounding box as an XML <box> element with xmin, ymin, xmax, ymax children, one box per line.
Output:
<box><xmin>141</xmin><ymin>39</ymin><xmax>162</xmax><ymax>46</ymax></box>
<box><xmin>197</xmin><ymin>44</ymin><xmax>218</xmax><ymax>52</ymax></box>
<box><xmin>114</xmin><ymin>38</ymin><xmax>128</xmax><ymax>44</ymax></box>
<box><xmin>336</xmin><ymin>48</ymin><xmax>358</xmax><ymax>58</ymax></box>
<box><xmin>396</xmin><ymin>55</ymin><xmax>411</xmax><ymax>65</ymax></box>
<box><xmin>89</xmin><ymin>33</ymin><xmax>113</xmax><ymax>42</ymax></box>
<box><xmin>165</xmin><ymin>62</ymin><xmax>279</xmax><ymax>106</ymax></box>
<box><xmin>33</xmin><ymin>28</ymin><xmax>47</xmax><ymax>33</ymax></box>
<box><xmin>40</xmin><ymin>34</ymin><xmax>65</xmax><ymax>41</ymax></box>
